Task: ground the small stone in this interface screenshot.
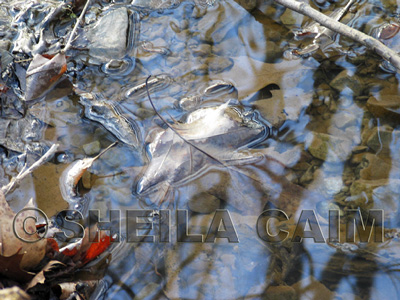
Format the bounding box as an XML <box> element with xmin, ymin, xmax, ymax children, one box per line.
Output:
<box><xmin>285</xmin><ymin>172</ymin><xmax>298</xmax><ymax>183</ymax></box>
<box><xmin>188</xmin><ymin>192</ymin><xmax>221</xmax><ymax>214</ymax></box>
<box><xmin>366</xmin><ymin>126</ymin><xmax>397</xmax><ymax>154</ymax></box>
<box><xmin>330</xmin><ymin>70</ymin><xmax>363</xmax><ymax>96</ymax></box>
<box><xmin>206</xmin><ymin>56</ymin><xmax>234</xmax><ymax>73</ymax></box>
<box><xmin>350</xmin><ymin>179</ymin><xmax>388</xmax><ymax>199</ymax></box>
<box><xmin>0</xmin><ymin>40</ymin><xmax>11</xmax><ymax>50</ymax></box>
<box><xmin>81</xmin><ymin>171</ymin><xmax>92</xmax><ymax>189</ymax></box>
<box><xmin>264</xmin><ymin>285</ymin><xmax>296</xmax><ymax>300</ymax></box>
<box><xmin>136</xmin><ymin>108</ymin><xmax>154</xmax><ymax>119</ymax></box>
<box><xmin>280</xmin><ymin>8</ymin><xmax>304</xmax><ymax>27</ymax></box>
<box><xmin>292</xmin><ymin>276</ymin><xmax>335</xmax><ymax>299</ymax></box>
<box><xmin>333</xmin><ymin>111</ymin><xmax>358</xmax><ymax>129</ymax></box>
<box><xmin>366</xmin><ymin>95</ymin><xmax>400</xmax><ymax>119</ymax></box>
<box><xmin>254</xmin><ymin>97</ymin><xmax>286</xmax><ymax>129</ymax></box>
<box><xmin>358</xmin><ymin>153</ymin><xmax>393</xmax><ymax>180</ymax></box>
<box><xmin>315</xmin><ymin>0</ymin><xmax>326</xmax><ymax>5</ymax></box>
<box><xmin>350</xmin><ymin>152</ymin><xmax>366</xmax><ymax>165</ymax></box>
<box><xmin>299</xmin><ymin>166</ymin><xmax>315</xmax><ymax>185</ymax></box>
<box><xmin>308</xmin><ymin>170</ymin><xmax>343</xmax><ymax>197</ymax></box>
<box><xmin>306</xmin><ymin>132</ymin><xmax>353</xmax><ymax>163</ymax></box>
<box><xmin>234</xmin><ymin>0</ymin><xmax>257</xmax><ymax>10</ymax></box>
<box><xmin>191</xmin><ymin>43</ymin><xmax>212</xmax><ymax>57</ymax></box>
<box><xmin>293</xmin><ymin>162</ymin><xmax>311</xmax><ymax>171</ymax></box>
<box><xmin>83</xmin><ymin>141</ymin><xmax>101</xmax><ymax>156</ymax></box>
<box><xmin>352</xmin><ymin>145</ymin><xmax>368</xmax><ymax>154</ymax></box>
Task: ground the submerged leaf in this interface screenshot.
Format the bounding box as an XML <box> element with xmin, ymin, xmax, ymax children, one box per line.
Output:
<box><xmin>137</xmin><ymin>103</ymin><xmax>268</xmax><ymax>193</ymax></box>
<box><xmin>219</xmin><ymin>56</ymin><xmax>316</xmax><ymax>99</ymax></box>
<box><xmin>24</xmin><ymin>53</ymin><xmax>67</xmax><ymax>101</ymax></box>
<box><xmin>59</xmin><ymin>142</ymin><xmax>117</xmax><ymax>204</ymax></box>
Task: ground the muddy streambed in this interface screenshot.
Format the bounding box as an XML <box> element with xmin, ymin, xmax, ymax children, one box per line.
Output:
<box><xmin>1</xmin><ymin>0</ymin><xmax>400</xmax><ymax>299</ymax></box>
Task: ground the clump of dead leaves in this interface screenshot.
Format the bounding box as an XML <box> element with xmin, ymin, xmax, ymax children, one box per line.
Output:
<box><xmin>0</xmin><ymin>190</ymin><xmax>113</xmax><ymax>300</ymax></box>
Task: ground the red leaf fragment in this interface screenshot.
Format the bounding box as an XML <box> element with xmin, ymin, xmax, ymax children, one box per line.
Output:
<box><xmin>81</xmin><ymin>235</ymin><xmax>113</xmax><ymax>265</ymax></box>
<box><xmin>0</xmin><ymin>84</ymin><xmax>8</xmax><ymax>93</ymax></box>
<box><xmin>47</xmin><ymin>238</ymin><xmax>60</xmax><ymax>253</ymax></box>
<box><xmin>379</xmin><ymin>23</ymin><xmax>400</xmax><ymax>40</ymax></box>
<box><xmin>61</xmin><ymin>247</ymin><xmax>78</xmax><ymax>258</ymax></box>
<box><xmin>59</xmin><ymin>227</ymin><xmax>114</xmax><ymax>266</ymax></box>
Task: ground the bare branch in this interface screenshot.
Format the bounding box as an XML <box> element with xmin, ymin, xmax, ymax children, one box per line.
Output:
<box><xmin>275</xmin><ymin>0</ymin><xmax>400</xmax><ymax>71</ymax></box>
<box><xmin>1</xmin><ymin>144</ymin><xmax>59</xmax><ymax>196</ymax></box>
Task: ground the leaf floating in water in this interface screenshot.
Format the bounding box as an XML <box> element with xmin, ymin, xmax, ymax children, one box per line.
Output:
<box><xmin>24</xmin><ymin>53</ymin><xmax>67</xmax><ymax>101</ymax></box>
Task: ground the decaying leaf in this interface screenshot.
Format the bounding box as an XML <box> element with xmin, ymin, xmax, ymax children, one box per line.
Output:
<box><xmin>24</xmin><ymin>53</ymin><xmax>67</xmax><ymax>101</ymax></box>
<box><xmin>0</xmin><ymin>190</ymin><xmax>47</xmax><ymax>271</ymax></box>
<box><xmin>60</xmin><ymin>226</ymin><xmax>113</xmax><ymax>267</ymax></box>
<box><xmin>59</xmin><ymin>142</ymin><xmax>117</xmax><ymax>204</ymax></box>
<box><xmin>137</xmin><ymin>102</ymin><xmax>268</xmax><ymax>193</ymax></box>
<box><xmin>0</xmin><ymin>286</ymin><xmax>31</xmax><ymax>300</ymax></box>
<box><xmin>76</xmin><ymin>89</ymin><xmax>141</xmax><ymax>148</ymax></box>
<box><xmin>26</xmin><ymin>261</ymin><xmax>66</xmax><ymax>290</ymax></box>
<box><xmin>378</xmin><ymin>23</ymin><xmax>400</xmax><ymax>40</ymax></box>
<box><xmin>0</xmin><ymin>252</ymin><xmax>34</xmax><ymax>283</ymax></box>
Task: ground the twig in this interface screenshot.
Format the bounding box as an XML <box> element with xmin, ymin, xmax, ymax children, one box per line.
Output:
<box><xmin>275</xmin><ymin>0</ymin><xmax>400</xmax><ymax>71</ymax></box>
<box><xmin>1</xmin><ymin>144</ymin><xmax>59</xmax><ymax>196</ymax></box>
<box><xmin>62</xmin><ymin>0</ymin><xmax>91</xmax><ymax>53</ymax></box>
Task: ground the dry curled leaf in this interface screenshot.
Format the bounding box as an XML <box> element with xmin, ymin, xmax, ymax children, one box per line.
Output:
<box><xmin>0</xmin><ymin>191</ymin><xmax>47</xmax><ymax>272</ymax></box>
<box><xmin>0</xmin><ymin>286</ymin><xmax>31</xmax><ymax>300</ymax></box>
<box><xmin>26</xmin><ymin>261</ymin><xmax>66</xmax><ymax>290</ymax></box>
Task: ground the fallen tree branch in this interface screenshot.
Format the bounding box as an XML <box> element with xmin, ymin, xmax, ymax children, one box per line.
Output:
<box><xmin>1</xmin><ymin>144</ymin><xmax>59</xmax><ymax>196</ymax></box>
<box><xmin>275</xmin><ymin>0</ymin><xmax>400</xmax><ymax>71</ymax></box>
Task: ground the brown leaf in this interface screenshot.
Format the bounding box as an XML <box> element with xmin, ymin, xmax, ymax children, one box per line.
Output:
<box><xmin>24</xmin><ymin>53</ymin><xmax>67</xmax><ymax>101</ymax></box>
<box><xmin>0</xmin><ymin>286</ymin><xmax>31</xmax><ymax>300</ymax></box>
<box><xmin>0</xmin><ymin>252</ymin><xmax>34</xmax><ymax>283</ymax></box>
<box><xmin>0</xmin><ymin>190</ymin><xmax>47</xmax><ymax>271</ymax></box>
<box><xmin>26</xmin><ymin>261</ymin><xmax>66</xmax><ymax>290</ymax></box>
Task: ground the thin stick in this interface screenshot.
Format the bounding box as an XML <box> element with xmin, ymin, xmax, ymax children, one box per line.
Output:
<box><xmin>274</xmin><ymin>0</ymin><xmax>400</xmax><ymax>71</ymax></box>
<box><xmin>1</xmin><ymin>144</ymin><xmax>59</xmax><ymax>196</ymax></box>
<box><xmin>62</xmin><ymin>0</ymin><xmax>91</xmax><ymax>53</ymax></box>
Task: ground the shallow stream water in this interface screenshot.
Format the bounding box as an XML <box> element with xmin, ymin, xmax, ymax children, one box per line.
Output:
<box><xmin>1</xmin><ymin>0</ymin><xmax>400</xmax><ymax>299</ymax></box>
